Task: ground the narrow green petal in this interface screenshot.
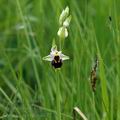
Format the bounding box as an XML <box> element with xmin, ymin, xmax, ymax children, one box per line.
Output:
<box><xmin>42</xmin><ymin>55</ymin><xmax>52</xmax><ymax>61</ymax></box>
<box><xmin>61</xmin><ymin>54</ymin><xmax>69</xmax><ymax>60</ymax></box>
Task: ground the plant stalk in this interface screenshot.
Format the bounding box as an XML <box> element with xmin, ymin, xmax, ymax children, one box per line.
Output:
<box><xmin>56</xmin><ymin>70</ymin><xmax>61</xmax><ymax>120</ymax></box>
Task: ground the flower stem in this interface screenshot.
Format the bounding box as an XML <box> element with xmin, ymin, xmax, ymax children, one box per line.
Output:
<box><xmin>59</xmin><ymin>38</ymin><xmax>64</xmax><ymax>51</ymax></box>
<box><xmin>56</xmin><ymin>70</ymin><xmax>61</xmax><ymax>120</ymax></box>
<box><xmin>59</xmin><ymin>38</ymin><xmax>62</xmax><ymax>51</ymax></box>
<box><xmin>92</xmin><ymin>92</ymin><xmax>95</xmax><ymax>119</ymax></box>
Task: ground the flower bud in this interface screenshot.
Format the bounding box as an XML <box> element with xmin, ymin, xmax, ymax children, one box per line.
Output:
<box><xmin>63</xmin><ymin>15</ymin><xmax>71</xmax><ymax>27</ymax></box>
<box><xmin>51</xmin><ymin>39</ymin><xmax>57</xmax><ymax>51</ymax></box>
<box><xmin>57</xmin><ymin>26</ymin><xmax>68</xmax><ymax>38</ymax></box>
<box><xmin>59</xmin><ymin>6</ymin><xmax>69</xmax><ymax>25</ymax></box>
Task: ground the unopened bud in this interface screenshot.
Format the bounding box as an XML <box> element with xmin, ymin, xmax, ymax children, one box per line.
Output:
<box><xmin>63</xmin><ymin>15</ymin><xmax>71</xmax><ymax>27</ymax></box>
<box><xmin>59</xmin><ymin>6</ymin><xmax>69</xmax><ymax>25</ymax></box>
<box><xmin>57</xmin><ymin>26</ymin><xmax>68</xmax><ymax>38</ymax></box>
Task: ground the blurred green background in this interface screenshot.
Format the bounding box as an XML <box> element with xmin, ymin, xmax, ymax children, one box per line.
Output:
<box><xmin>0</xmin><ymin>0</ymin><xmax>120</xmax><ymax>119</ymax></box>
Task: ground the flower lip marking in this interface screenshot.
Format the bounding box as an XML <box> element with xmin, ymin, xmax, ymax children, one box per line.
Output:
<box><xmin>43</xmin><ymin>47</ymin><xmax>69</xmax><ymax>69</ymax></box>
<box><xmin>51</xmin><ymin>55</ymin><xmax>63</xmax><ymax>68</ymax></box>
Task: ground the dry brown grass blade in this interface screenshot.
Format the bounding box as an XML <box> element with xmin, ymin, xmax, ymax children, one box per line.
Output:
<box><xmin>73</xmin><ymin>107</ymin><xmax>88</xmax><ymax>120</ymax></box>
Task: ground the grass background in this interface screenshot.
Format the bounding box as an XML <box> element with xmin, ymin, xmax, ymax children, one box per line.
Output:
<box><xmin>0</xmin><ymin>0</ymin><xmax>120</xmax><ymax>119</ymax></box>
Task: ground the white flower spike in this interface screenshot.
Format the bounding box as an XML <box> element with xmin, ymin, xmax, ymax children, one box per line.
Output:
<box><xmin>43</xmin><ymin>47</ymin><xmax>69</xmax><ymax>68</ymax></box>
<box><xmin>58</xmin><ymin>6</ymin><xmax>71</xmax><ymax>39</ymax></box>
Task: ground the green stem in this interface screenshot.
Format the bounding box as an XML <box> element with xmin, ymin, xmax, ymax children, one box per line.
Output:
<box><xmin>59</xmin><ymin>37</ymin><xmax>65</xmax><ymax>51</ymax></box>
<box><xmin>56</xmin><ymin>70</ymin><xmax>61</xmax><ymax>120</ymax></box>
<box><xmin>92</xmin><ymin>93</ymin><xmax>95</xmax><ymax>119</ymax></box>
<box><xmin>59</xmin><ymin>38</ymin><xmax>62</xmax><ymax>51</ymax></box>
<box><xmin>92</xmin><ymin>92</ymin><xmax>101</xmax><ymax>120</ymax></box>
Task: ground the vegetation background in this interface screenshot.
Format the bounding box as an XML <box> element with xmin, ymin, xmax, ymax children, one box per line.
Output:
<box><xmin>0</xmin><ymin>0</ymin><xmax>120</xmax><ymax>119</ymax></box>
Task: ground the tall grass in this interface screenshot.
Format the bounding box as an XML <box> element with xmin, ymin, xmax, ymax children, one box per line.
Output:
<box><xmin>0</xmin><ymin>0</ymin><xmax>120</xmax><ymax>119</ymax></box>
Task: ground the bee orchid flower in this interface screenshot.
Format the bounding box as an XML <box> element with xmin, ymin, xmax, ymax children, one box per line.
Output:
<box><xmin>43</xmin><ymin>47</ymin><xmax>69</xmax><ymax>68</ymax></box>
